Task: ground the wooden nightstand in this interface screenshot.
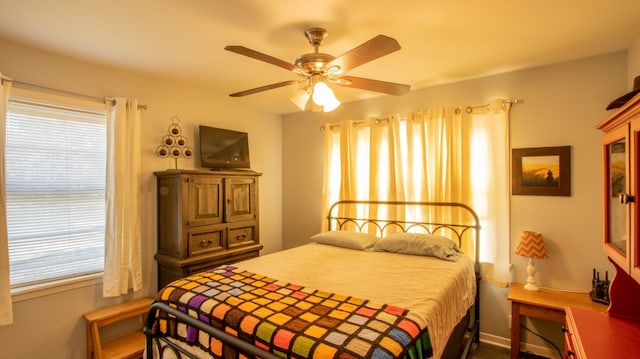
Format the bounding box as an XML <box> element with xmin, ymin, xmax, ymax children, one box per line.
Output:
<box><xmin>507</xmin><ymin>283</ymin><xmax>607</xmax><ymax>359</ymax></box>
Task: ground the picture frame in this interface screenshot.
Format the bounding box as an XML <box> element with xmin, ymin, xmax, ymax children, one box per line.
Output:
<box><xmin>512</xmin><ymin>146</ymin><xmax>571</xmax><ymax>196</ymax></box>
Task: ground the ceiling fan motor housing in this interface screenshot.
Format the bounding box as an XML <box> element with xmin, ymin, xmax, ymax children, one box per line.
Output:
<box><xmin>295</xmin><ymin>53</ymin><xmax>335</xmax><ymax>73</ymax></box>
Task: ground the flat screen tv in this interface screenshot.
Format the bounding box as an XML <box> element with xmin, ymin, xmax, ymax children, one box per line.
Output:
<box><xmin>199</xmin><ymin>125</ymin><xmax>250</xmax><ymax>170</ymax></box>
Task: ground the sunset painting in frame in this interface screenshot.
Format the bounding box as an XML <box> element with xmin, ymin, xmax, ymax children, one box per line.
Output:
<box><xmin>512</xmin><ymin>146</ymin><xmax>571</xmax><ymax>196</ymax></box>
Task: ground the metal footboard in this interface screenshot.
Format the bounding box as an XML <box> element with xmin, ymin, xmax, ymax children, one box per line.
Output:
<box><xmin>144</xmin><ymin>301</ymin><xmax>281</xmax><ymax>359</ymax></box>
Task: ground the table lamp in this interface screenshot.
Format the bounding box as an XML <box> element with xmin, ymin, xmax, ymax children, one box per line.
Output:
<box><xmin>515</xmin><ymin>231</ymin><xmax>549</xmax><ymax>291</ymax></box>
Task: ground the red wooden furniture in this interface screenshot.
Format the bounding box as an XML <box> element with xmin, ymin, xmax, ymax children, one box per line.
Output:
<box><xmin>564</xmin><ymin>307</ymin><xmax>640</xmax><ymax>358</ymax></box>
<box><xmin>562</xmin><ymin>88</ymin><xmax>640</xmax><ymax>358</ymax></box>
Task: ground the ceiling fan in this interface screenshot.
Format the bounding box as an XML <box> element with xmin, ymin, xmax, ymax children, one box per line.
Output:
<box><xmin>225</xmin><ymin>28</ymin><xmax>411</xmax><ymax>112</ymax></box>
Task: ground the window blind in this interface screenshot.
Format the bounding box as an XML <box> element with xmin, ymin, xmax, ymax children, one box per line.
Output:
<box><xmin>6</xmin><ymin>99</ymin><xmax>106</xmax><ymax>287</ymax></box>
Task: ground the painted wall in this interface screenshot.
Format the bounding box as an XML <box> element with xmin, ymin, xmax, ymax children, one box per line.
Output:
<box><xmin>0</xmin><ymin>36</ymin><xmax>283</xmax><ymax>358</ymax></box>
<box><xmin>628</xmin><ymin>35</ymin><xmax>640</xmax><ymax>83</ymax></box>
<box><xmin>281</xmin><ymin>52</ymin><xmax>628</xmax><ymax>354</ymax></box>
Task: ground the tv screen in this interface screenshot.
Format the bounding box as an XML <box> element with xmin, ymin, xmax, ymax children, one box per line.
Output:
<box><xmin>199</xmin><ymin>125</ymin><xmax>250</xmax><ymax>169</ymax></box>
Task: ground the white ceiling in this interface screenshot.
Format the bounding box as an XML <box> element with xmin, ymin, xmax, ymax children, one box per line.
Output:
<box><xmin>0</xmin><ymin>0</ymin><xmax>639</xmax><ymax>115</ymax></box>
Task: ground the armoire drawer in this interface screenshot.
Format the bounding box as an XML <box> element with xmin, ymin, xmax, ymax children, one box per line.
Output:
<box><xmin>188</xmin><ymin>225</ymin><xmax>224</xmax><ymax>256</ymax></box>
<box><xmin>228</xmin><ymin>226</ymin><xmax>256</xmax><ymax>249</ymax></box>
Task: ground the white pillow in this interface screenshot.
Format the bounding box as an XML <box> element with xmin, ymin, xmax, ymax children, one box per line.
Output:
<box><xmin>375</xmin><ymin>232</ymin><xmax>462</xmax><ymax>261</ymax></box>
<box><xmin>311</xmin><ymin>231</ymin><xmax>379</xmax><ymax>251</ymax></box>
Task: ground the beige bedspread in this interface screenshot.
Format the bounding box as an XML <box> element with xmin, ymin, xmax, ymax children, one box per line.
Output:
<box><xmin>150</xmin><ymin>242</ymin><xmax>476</xmax><ymax>359</ymax></box>
<box><xmin>235</xmin><ymin>242</ymin><xmax>477</xmax><ymax>359</ymax></box>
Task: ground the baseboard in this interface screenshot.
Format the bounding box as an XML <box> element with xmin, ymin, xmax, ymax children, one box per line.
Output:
<box><xmin>478</xmin><ymin>332</ymin><xmax>510</xmax><ymax>349</ymax></box>
<box><xmin>478</xmin><ymin>332</ymin><xmax>561</xmax><ymax>359</ymax></box>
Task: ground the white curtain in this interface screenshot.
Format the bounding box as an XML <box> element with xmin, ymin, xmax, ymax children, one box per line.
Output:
<box><xmin>0</xmin><ymin>75</ymin><xmax>12</xmax><ymax>325</ymax></box>
<box><xmin>466</xmin><ymin>100</ymin><xmax>511</xmax><ymax>287</ymax></box>
<box><xmin>321</xmin><ymin>99</ymin><xmax>511</xmax><ymax>286</ymax></box>
<box><xmin>103</xmin><ymin>98</ymin><xmax>142</xmax><ymax>297</ymax></box>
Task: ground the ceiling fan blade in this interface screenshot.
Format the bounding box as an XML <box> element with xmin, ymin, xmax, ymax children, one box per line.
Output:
<box><xmin>229</xmin><ymin>80</ymin><xmax>298</xmax><ymax>97</ymax></box>
<box><xmin>336</xmin><ymin>76</ymin><xmax>410</xmax><ymax>96</ymax></box>
<box><xmin>327</xmin><ymin>35</ymin><xmax>401</xmax><ymax>73</ymax></box>
<box><xmin>225</xmin><ymin>45</ymin><xmax>299</xmax><ymax>72</ymax></box>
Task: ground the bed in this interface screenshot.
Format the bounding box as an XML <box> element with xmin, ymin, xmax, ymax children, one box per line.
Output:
<box><xmin>144</xmin><ymin>200</ymin><xmax>481</xmax><ymax>359</ymax></box>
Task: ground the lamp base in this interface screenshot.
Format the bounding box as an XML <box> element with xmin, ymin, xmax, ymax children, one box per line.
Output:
<box><xmin>524</xmin><ymin>257</ymin><xmax>540</xmax><ymax>291</ymax></box>
<box><xmin>523</xmin><ymin>281</ymin><xmax>540</xmax><ymax>291</ymax></box>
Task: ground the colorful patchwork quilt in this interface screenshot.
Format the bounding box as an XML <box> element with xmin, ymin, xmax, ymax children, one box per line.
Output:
<box><xmin>151</xmin><ymin>265</ymin><xmax>433</xmax><ymax>359</ymax></box>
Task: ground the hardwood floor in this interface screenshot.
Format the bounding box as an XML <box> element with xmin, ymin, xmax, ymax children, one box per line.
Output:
<box><xmin>469</xmin><ymin>343</ymin><xmax>552</xmax><ymax>359</ymax></box>
<box><xmin>470</xmin><ymin>343</ymin><xmax>510</xmax><ymax>359</ymax></box>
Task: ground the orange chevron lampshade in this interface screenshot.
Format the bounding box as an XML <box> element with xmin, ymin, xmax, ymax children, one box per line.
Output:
<box><xmin>515</xmin><ymin>231</ymin><xmax>549</xmax><ymax>259</ymax></box>
<box><xmin>516</xmin><ymin>231</ymin><xmax>549</xmax><ymax>259</ymax></box>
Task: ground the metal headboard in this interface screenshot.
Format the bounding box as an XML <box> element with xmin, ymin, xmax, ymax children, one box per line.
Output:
<box><xmin>327</xmin><ymin>200</ymin><xmax>481</xmax><ymax>263</ymax></box>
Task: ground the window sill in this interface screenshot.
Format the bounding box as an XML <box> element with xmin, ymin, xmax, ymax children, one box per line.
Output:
<box><xmin>11</xmin><ymin>273</ymin><xmax>103</xmax><ymax>303</ymax></box>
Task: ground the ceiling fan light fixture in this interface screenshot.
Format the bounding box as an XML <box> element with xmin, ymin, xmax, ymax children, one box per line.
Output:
<box><xmin>322</xmin><ymin>95</ymin><xmax>341</xmax><ymax>112</ymax></box>
<box><xmin>290</xmin><ymin>87</ymin><xmax>311</xmax><ymax>110</ymax></box>
<box><xmin>312</xmin><ymin>80</ymin><xmax>332</xmax><ymax>104</ymax></box>
<box><xmin>311</xmin><ymin>79</ymin><xmax>340</xmax><ymax>112</ymax></box>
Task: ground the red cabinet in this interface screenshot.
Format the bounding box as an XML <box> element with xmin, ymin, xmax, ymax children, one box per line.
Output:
<box><xmin>596</xmin><ymin>92</ymin><xmax>640</xmax><ymax>320</ymax></box>
<box><xmin>597</xmin><ymin>96</ymin><xmax>640</xmax><ymax>285</ymax></box>
<box><xmin>564</xmin><ymin>307</ymin><xmax>640</xmax><ymax>359</ymax></box>
<box><xmin>564</xmin><ymin>91</ymin><xmax>640</xmax><ymax>358</ymax></box>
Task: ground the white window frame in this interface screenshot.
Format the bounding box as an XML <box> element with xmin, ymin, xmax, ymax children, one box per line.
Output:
<box><xmin>6</xmin><ymin>87</ymin><xmax>107</xmax><ymax>301</ymax></box>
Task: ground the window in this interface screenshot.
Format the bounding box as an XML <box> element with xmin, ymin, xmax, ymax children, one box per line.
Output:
<box><xmin>6</xmin><ymin>90</ymin><xmax>106</xmax><ymax>288</ymax></box>
<box><xmin>322</xmin><ymin>103</ymin><xmax>511</xmax><ymax>285</ymax></box>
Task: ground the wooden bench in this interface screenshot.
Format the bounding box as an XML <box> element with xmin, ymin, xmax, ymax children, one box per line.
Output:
<box><xmin>83</xmin><ymin>297</ymin><xmax>153</xmax><ymax>359</ymax></box>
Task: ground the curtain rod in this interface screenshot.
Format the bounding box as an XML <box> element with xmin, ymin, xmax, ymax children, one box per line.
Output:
<box><xmin>320</xmin><ymin>98</ymin><xmax>522</xmax><ymax>130</ymax></box>
<box><xmin>1</xmin><ymin>77</ymin><xmax>147</xmax><ymax>110</ymax></box>
<box><xmin>463</xmin><ymin>98</ymin><xmax>522</xmax><ymax>114</ymax></box>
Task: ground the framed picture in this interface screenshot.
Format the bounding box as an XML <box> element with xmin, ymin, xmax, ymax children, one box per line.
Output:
<box><xmin>512</xmin><ymin>146</ymin><xmax>571</xmax><ymax>196</ymax></box>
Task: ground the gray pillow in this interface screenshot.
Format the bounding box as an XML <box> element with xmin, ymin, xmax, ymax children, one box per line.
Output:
<box><xmin>375</xmin><ymin>232</ymin><xmax>462</xmax><ymax>261</ymax></box>
<box><xmin>311</xmin><ymin>231</ymin><xmax>379</xmax><ymax>251</ymax></box>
